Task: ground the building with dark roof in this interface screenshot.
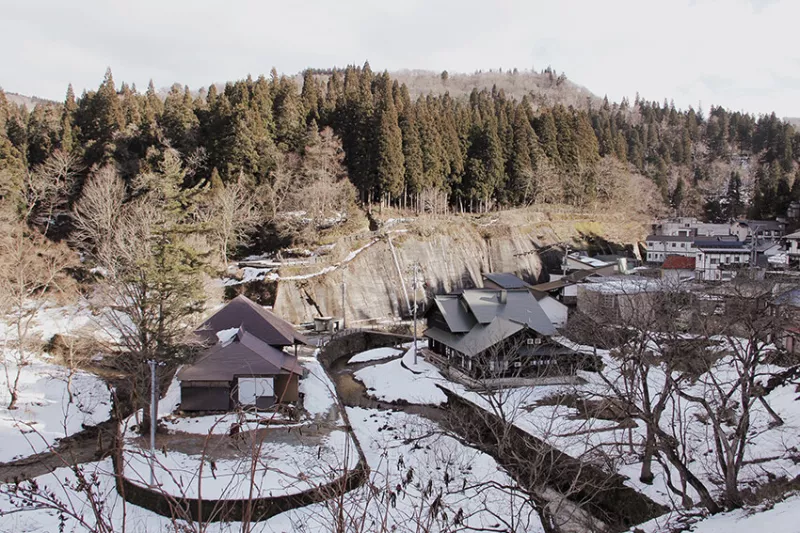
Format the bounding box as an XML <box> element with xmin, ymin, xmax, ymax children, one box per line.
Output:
<box><xmin>695</xmin><ymin>239</ymin><xmax>750</xmax><ymax>281</ymax></box>
<box><xmin>178</xmin><ymin>295</ymin><xmax>307</xmax><ymax>412</ymax></box>
<box><xmin>195</xmin><ymin>294</ymin><xmax>309</xmax><ymax>349</ymax></box>
<box><xmin>423</xmin><ymin>288</ymin><xmax>583</xmax><ymax>379</ymax></box>
<box><xmin>483</xmin><ymin>272</ymin><xmax>530</xmax><ymax>290</ymax></box>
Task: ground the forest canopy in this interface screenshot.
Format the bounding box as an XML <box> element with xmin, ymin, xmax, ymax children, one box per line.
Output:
<box><xmin>1</xmin><ymin>63</ymin><xmax>798</xmax><ymax>246</ymax></box>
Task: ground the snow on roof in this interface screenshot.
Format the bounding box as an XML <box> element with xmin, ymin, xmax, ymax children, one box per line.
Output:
<box><xmin>581</xmin><ymin>276</ymin><xmax>669</xmax><ymax>294</ymax></box>
<box><xmin>569</xmin><ymin>253</ymin><xmax>613</xmax><ymax>267</ymax></box>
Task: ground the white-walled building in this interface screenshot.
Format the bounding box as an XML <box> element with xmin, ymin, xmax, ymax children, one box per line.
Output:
<box><xmin>645</xmin><ymin>234</ymin><xmax>696</xmax><ymax>263</ymax></box>
<box><xmin>651</xmin><ymin>217</ymin><xmax>733</xmax><ymax>238</ymax></box>
<box><xmin>694</xmin><ymin>240</ymin><xmax>751</xmax><ymax>281</ymax></box>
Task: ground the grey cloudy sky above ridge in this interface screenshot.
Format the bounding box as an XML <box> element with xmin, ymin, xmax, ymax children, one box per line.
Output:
<box><xmin>2</xmin><ymin>0</ymin><xmax>799</xmax><ymax>117</ymax></box>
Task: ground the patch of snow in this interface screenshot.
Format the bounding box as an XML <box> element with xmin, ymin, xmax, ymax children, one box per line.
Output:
<box><xmin>216</xmin><ymin>327</ymin><xmax>239</xmax><ymax>344</ymax></box>
<box><xmin>347</xmin><ymin>347</ymin><xmax>402</xmax><ymax>364</ymax></box>
<box><xmin>121</xmin><ymin>428</ymin><xmax>358</xmax><ymax>499</ymax></box>
<box><xmin>344</xmin><ymin>407</ymin><xmax>546</xmax><ymax>533</ymax></box>
<box><xmin>298</xmin><ymin>353</ymin><xmax>339</xmax><ymax>419</ymax></box>
<box><xmin>222</xmin><ymin>267</ymin><xmax>274</xmax><ymax>286</ymax></box>
<box><xmin>164</xmin><ymin>412</ymin><xmax>300</xmax><ymax>436</ymax></box>
<box><xmin>353</xmin><ymin>348</ymin><xmax>448</xmax><ymax>406</ymax></box>
<box><xmin>0</xmin><ymin>356</ymin><xmax>111</xmax><ymax>463</ymax></box>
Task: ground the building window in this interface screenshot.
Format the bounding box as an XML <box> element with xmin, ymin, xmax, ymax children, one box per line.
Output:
<box><xmin>710</xmin><ymin>257</ymin><xmax>719</xmax><ymax>265</ymax></box>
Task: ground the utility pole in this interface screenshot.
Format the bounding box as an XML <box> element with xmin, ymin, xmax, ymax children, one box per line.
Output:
<box><xmin>412</xmin><ymin>264</ymin><xmax>419</xmax><ymax>365</ymax></box>
<box><xmin>148</xmin><ymin>359</ymin><xmax>157</xmax><ymax>487</ymax></box>
<box><xmin>341</xmin><ymin>272</ymin><xmax>347</xmax><ymax>330</ymax></box>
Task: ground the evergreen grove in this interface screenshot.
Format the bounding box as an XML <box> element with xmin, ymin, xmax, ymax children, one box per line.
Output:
<box><xmin>2</xmin><ymin>62</ymin><xmax>799</xmax><ymax>222</ymax></box>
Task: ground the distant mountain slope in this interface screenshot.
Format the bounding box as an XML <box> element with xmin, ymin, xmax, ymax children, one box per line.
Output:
<box><xmin>4</xmin><ymin>91</ymin><xmax>56</xmax><ymax>110</ymax></box>
<box><xmin>389</xmin><ymin>68</ymin><xmax>600</xmax><ymax>108</ymax></box>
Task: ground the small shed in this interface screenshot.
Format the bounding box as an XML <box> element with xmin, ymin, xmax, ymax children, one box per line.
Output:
<box><xmin>314</xmin><ymin>316</ymin><xmax>344</xmax><ymax>333</ymax></box>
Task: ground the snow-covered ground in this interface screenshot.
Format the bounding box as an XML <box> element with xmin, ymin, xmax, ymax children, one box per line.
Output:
<box><xmin>632</xmin><ymin>493</ymin><xmax>800</xmax><ymax>533</ymax></box>
<box><xmin>347</xmin><ymin>346</ymin><xmax>402</xmax><ymax>364</ymax></box>
<box><xmin>428</xmin><ymin>335</ymin><xmax>800</xmax><ymax>512</ymax></box>
<box><xmin>121</xmin><ymin>427</ymin><xmax>359</xmax><ymax>499</ymax></box>
<box><xmin>353</xmin><ymin>347</ymin><xmax>448</xmax><ymax>405</ymax></box>
<box><xmin>0</xmin><ymin>356</ymin><xmax>111</xmax><ymax>462</ymax></box>
<box><xmin>298</xmin><ymin>353</ymin><xmax>340</xmax><ymax>418</ymax></box>
<box><xmin>0</xmin><ymin>303</ymin><xmax>114</xmax><ymax>463</ymax></box>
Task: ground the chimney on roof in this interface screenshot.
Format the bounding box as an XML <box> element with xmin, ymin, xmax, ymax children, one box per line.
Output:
<box><xmin>499</xmin><ymin>290</ymin><xmax>508</xmax><ymax>304</ymax></box>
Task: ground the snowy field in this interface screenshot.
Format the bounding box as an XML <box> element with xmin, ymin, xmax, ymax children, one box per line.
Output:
<box><xmin>0</xmin><ymin>356</ymin><xmax>111</xmax><ymax>463</ymax></box>
<box><xmin>121</xmin><ymin>428</ymin><xmax>359</xmax><ymax>499</ymax></box>
<box><xmin>426</xmin><ymin>336</ymin><xmax>800</xmax><ymax>513</ymax></box>
<box><xmin>353</xmin><ymin>347</ymin><xmax>448</xmax><ymax>405</ymax></box>
<box><xmin>0</xmin><ymin>303</ymin><xmax>113</xmax><ymax>463</ymax></box>
<box><xmin>0</xmin><ymin>406</ymin><xmax>547</xmax><ymax>533</ymax></box>
<box><xmin>347</xmin><ymin>346</ymin><xmax>402</xmax><ymax>364</ymax></box>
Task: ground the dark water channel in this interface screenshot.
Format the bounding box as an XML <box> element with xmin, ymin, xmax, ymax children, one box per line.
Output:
<box><xmin>322</xmin><ymin>338</ymin><xmax>667</xmax><ymax>533</ymax></box>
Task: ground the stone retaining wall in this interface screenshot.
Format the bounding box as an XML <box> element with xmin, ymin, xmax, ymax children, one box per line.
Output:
<box><xmin>317</xmin><ymin>330</ymin><xmax>412</xmax><ymax>367</ymax></box>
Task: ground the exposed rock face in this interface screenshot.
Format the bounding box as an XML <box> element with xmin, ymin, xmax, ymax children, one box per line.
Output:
<box><xmin>274</xmin><ymin>230</ymin><xmax>541</xmax><ymax>324</ymax></box>
<box><xmin>272</xmin><ymin>209</ymin><xmax>649</xmax><ymax>325</ymax></box>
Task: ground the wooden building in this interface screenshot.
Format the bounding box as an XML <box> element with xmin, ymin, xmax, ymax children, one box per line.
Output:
<box><xmin>178</xmin><ymin>295</ymin><xmax>308</xmax><ymax>412</ymax></box>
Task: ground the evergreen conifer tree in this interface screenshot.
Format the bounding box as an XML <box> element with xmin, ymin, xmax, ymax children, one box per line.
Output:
<box><xmin>374</xmin><ymin>75</ymin><xmax>405</xmax><ymax>201</ymax></box>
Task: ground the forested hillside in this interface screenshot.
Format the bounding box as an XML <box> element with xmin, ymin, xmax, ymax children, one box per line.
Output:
<box><xmin>1</xmin><ymin>62</ymin><xmax>799</xmax><ymax>258</ymax></box>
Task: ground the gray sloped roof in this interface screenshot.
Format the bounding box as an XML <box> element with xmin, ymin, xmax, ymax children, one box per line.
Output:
<box><xmin>177</xmin><ymin>327</ymin><xmax>302</xmax><ymax>382</ymax></box>
<box><xmin>483</xmin><ymin>272</ymin><xmax>529</xmax><ymax>289</ymax></box>
<box><xmin>425</xmin><ymin>317</ymin><xmax>525</xmax><ymax>357</ymax></box>
<box><xmin>195</xmin><ymin>295</ymin><xmax>309</xmax><ymax>347</ymax></box>
<box><xmin>462</xmin><ymin>289</ymin><xmax>556</xmax><ymax>336</ymax></box>
<box><xmin>433</xmin><ymin>295</ymin><xmax>476</xmax><ymax>333</ymax></box>
<box><xmin>775</xmin><ymin>288</ymin><xmax>800</xmax><ymax>308</ymax></box>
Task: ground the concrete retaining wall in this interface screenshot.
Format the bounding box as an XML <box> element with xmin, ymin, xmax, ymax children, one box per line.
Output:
<box><xmin>111</xmin><ymin>438</ymin><xmax>367</xmax><ymax>523</ymax></box>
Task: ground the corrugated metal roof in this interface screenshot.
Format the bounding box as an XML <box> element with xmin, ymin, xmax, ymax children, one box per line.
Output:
<box><xmin>433</xmin><ymin>295</ymin><xmax>476</xmax><ymax>333</ymax></box>
<box><xmin>195</xmin><ymin>295</ymin><xmax>309</xmax><ymax>346</ymax></box>
<box><xmin>177</xmin><ymin>327</ymin><xmax>302</xmax><ymax>382</ymax></box>
<box><xmin>425</xmin><ymin>317</ymin><xmax>525</xmax><ymax>357</ymax></box>
<box><xmin>462</xmin><ymin>289</ymin><xmax>556</xmax><ymax>336</ymax></box>
<box><xmin>483</xmin><ymin>272</ymin><xmax>529</xmax><ymax>289</ymax></box>
<box><xmin>645</xmin><ymin>234</ymin><xmax>694</xmax><ymax>242</ymax></box>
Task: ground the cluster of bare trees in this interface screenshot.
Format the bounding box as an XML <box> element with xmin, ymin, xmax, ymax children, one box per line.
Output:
<box><xmin>566</xmin><ymin>279</ymin><xmax>799</xmax><ymax>514</ymax></box>
<box><xmin>0</xmin><ymin>149</ymin><xmax>81</xmax><ymax>409</ymax></box>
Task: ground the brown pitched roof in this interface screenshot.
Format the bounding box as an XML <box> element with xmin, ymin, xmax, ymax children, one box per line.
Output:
<box><xmin>177</xmin><ymin>327</ymin><xmax>303</xmax><ymax>382</ymax></box>
<box><xmin>662</xmin><ymin>256</ymin><xmax>696</xmax><ymax>270</ymax></box>
<box><xmin>195</xmin><ymin>295</ymin><xmax>309</xmax><ymax>346</ymax></box>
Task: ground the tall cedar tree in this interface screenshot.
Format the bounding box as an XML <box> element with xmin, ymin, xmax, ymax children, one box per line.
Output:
<box><xmin>374</xmin><ymin>74</ymin><xmax>404</xmax><ymax>200</ymax></box>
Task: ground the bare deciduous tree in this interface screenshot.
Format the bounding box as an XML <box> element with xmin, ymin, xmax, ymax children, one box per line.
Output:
<box><xmin>71</xmin><ymin>165</ymin><xmax>126</xmax><ymax>259</ymax></box>
<box><xmin>201</xmin><ymin>180</ymin><xmax>260</xmax><ymax>268</ymax></box>
<box><xmin>22</xmin><ymin>149</ymin><xmax>82</xmax><ymax>234</ymax></box>
<box><xmin>0</xmin><ymin>224</ymin><xmax>76</xmax><ymax>409</ymax></box>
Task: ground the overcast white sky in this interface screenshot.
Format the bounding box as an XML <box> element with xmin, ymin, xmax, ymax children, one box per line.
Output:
<box><xmin>2</xmin><ymin>0</ymin><xmax>798</xmax><ymax>117</ymax></box>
